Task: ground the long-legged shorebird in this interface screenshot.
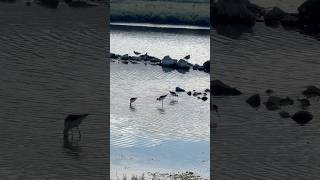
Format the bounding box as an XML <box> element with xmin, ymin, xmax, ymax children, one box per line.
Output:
<box><xmin>63</xmin><ymin>114</ymin><xmax>89</xmax><ymax>139</ymax></box>
<box><xmin>157</xmin><ymin>94</ymin><xmax>168</xmax><ymax>108</ymax></box>
<box><xmin>130</xmin><ymin>97</ymin><xmax>138</xmax><ymax>107</ymax></box>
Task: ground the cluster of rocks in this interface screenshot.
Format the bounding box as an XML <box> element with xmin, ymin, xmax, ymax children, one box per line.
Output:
<box><xmin>22</xmin><ymin>0</ymin><xmax>99</xmax><ymax>9</ymax></box>
<box><xmin>211</xmin><ymin>0</ymin><xmax>320</xmax><ymax>33</ymax></box>
<box><xmin>212</xmin><ymin>79</ymin><xmax>319</xmax><ymax>125</ymax></box>
<box><xmin>176</xmin><ymin>87</ymin><xmax>209</xmax><ymax>101</ymax></box>
<box><xmin>111</xmin><ymin>52</ymin><xmax>210</xmax><ymax>73</ymax></box>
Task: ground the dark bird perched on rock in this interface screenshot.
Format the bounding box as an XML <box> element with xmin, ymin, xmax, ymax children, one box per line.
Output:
<box><xmin>63</xmin><ymin>114</ymin><xmax>89</xmax><ymax>139</ymax></box>
<box><xmin>130</xmin><ymin>97</ymin><xmax>138</xmax><ymax>107</ymax></box>
<box><xmin>291</xmin><ymin>111</ymin><xmax>313</xmax><ymax>125</ymax></box>
<box><xmin>184</xmin><ymin>55</ymin><xmax>190</xmax><ymax>59</ymax></box>
<box><xmin>134</xmin><ymin>51</ymin><xmax>141</xmax><ymax>55</ymax></box>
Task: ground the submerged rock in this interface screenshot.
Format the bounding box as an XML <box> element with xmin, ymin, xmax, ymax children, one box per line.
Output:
<box><xmin>280</xmin><ymin>14</ymin><xmax>300</xmax><ymax>27</ymax></box>
<box><xmin>279</xmin><ymin>111</ymin><xmax>291</xmax><ymax>118</ymax></box>
<box><xmin>187</xmin><ymin>91</ymin><xmax>192</xmax><ymax>96</ymax></box>
<box><xmin>298</xmin><ymin>98</ymin><xmax>311</xmax><ymax>108</ymax></box>
<box><xmin>291</xmin><ymin>111</ymin><xmax>313</xmax><ymax>125</ymax></box>
<box><xmin>211</xmin><ymin>80</ymin><xmax>242</xmax><ymax>96</ymax></box>
<box><xmin>246</xmin><ymin>94</ymin><xmax>261</xmax><ymax>108</ymax></box>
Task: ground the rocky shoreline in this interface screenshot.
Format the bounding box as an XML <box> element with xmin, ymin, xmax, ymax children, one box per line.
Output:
<box><xmin>211</xmin><ymin>0</ymin><xmax>320</xmax><ymax>34</ymax></box>
<box><xmin>212</xmin><ymin>79</ymin><xmax>320</xmax><ymax>125</ymax></box>
<box><xmin>111</xmin><ymin>52</ymin><xmax>210</xmax><ymax>73</ymax></box>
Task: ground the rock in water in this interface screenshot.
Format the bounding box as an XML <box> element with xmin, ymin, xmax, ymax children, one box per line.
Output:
<box><xmin>202</xmin><ymin>97</ymin><xmax>208</xmax><ymax>101</ymax></box>
<box><xmin>187</xmin><ymin>91</ymin><xmax>192</xmax><ymax>96</ymax></box>
<box><xmin>176</xmin><ymin>59</ymin><xmax>192</xmax><ymax>70</ymax></box>
<box><xmin>212</xmin><ymin>0</ymin><xmax>263</xmax><ymax>25</ymax></box>
<box><xmin>264</xmin><ymin>6</ymin><xmax>287</xmax><ymax>22</ymax></box>
<box><xmin>176</xmin><ymin>87</ymin><xmax>185</xmax><ymax>92</ymax></box>
<box><xmin>211</xmin><ymin>80</ymin><xmax>242</xmax><ymax>96</ymax></box>
<box><xmin>279</xmin><ymin>111</ymin><xmax>291</xmax><ymax>118</ymax></box>
<box><xmin>302</xmin><ymin>85</ymin><xmax>320</xmax><ymax>98</ymax></box>
<box><xmin>246</xmin><ymin>94</ymin><xmax>261</xmax><ymax>108</ymax></box>
<box><xmin>161</xmin><ymin>56</ymin><xmax>177</xmax><ymax>68</ymax></box>
<box><xmin>298</xmin><ymin>0</ymin><xmax>320</xmax><ymax>25</ymax></box>
<box><xmin>291</xmin><ymin>111</ymin><xmax>313</xmax><ymax>125</ymax></box>
<box><xmin>203</xmin><ymin>60</ymin><xmax>210</xmax><ymax>73</ymax></box>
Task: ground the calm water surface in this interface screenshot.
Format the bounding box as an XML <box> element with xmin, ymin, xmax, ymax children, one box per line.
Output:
<box><xmin>0</xmin><ymin>3</ymin><xmax>108</xmax><ymax>179</ymax></box>
<box><xmin>212</xmin><ymin>10</ymin><xmax>320</xmax><ymax>180</ymax></box>
<box><xmin>111</xmin><ymin>25</ymin><xmax>210</xmax><ymax>178</ymax></box>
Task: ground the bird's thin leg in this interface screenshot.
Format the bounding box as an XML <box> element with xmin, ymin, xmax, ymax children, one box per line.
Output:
<box><xmin>77</xmin><ymin>127</ymin><xmax>81</xmax><ymax>140</ymax></box>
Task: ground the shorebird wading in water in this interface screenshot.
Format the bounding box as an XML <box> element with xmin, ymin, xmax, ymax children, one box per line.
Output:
<box><xmin>157</xmin><ymin>94</ymin><xmax>168</xmax><ymax>108</ymax></box>
<box><xmin>63</xmin><ymin>114</ymin><xmax>89</xmax><ymax>139</ymax></box>
<box><xmin>130</xmin><ymin>97</ymin><xmax>138</xmax><ymax>107</ymax></box>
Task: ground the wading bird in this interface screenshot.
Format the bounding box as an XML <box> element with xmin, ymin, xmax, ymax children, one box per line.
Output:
<box><xmin>157</xmin><ymin>94</ymin><xmax>168</xmax><ymax>108</ymax></box>
<box><xmin>63</xmin><ymin>114</ymin><xmax>89</xmax><ymax>139</ymax></box>
<box><xmin>130</xmin><ymin>97</ymin><xmax>138</xmax><ymax>107</ymax></box>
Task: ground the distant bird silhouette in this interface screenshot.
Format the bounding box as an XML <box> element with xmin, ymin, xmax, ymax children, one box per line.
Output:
<box><xmin>184</xmin><ymin>55</ymin><xmax>190</xmax><ymax>60</ymax></box>
<box><xmin>134</xmin><ymin>51</ymin><xmax>141</xmax><ymax>55</ymax></box>
<box><xmin>63</xmin><ymin>114</ymin><xmax>89</xmax><ymax>139</ymax></box>
<box><xmin>212</xmin><ymin>104</ymin><xmax>219</xmax><ymax>116</ymax></box>
<box><xmin>130</xmin><ymin>97</ymin><xmax>138</xmax><ymax>107</ymax></box>
<box><xmin>169</xmin><ymin>91</ymin><xmax>178</xmax><ymax>99</ymax></box>
<box><xmin>157</xmin><ymin>94</ymin><xmax>168</xmax><ymax>108</ymax></box>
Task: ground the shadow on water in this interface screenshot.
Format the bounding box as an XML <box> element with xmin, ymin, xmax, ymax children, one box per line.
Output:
<box><xmin>63</xmin><ymin>135</ymin><xmax>82</xmax><ymax>156</ymax></box>
<box><xmin>37</xmin><ymin>0</ymin><xmax>60</xmax><ymax>9</ymax></box>
<box><xmin>214</xmin><ymin>23</ymin><xmax>253</xmax><ymax>39</ymax></box>
<box><xmin>161</xmin><ymin>66</ymin><xmax>189</xmax><ymax>74</ymax></box>
<box><xmin>129</xmin><ymin>106</ymin><xmax>136</xmax><ymax>112</ymax></box>
<box><xmin>169</xmin><ymin>100</ymin><xmax>178</xmax><ymax>105</ymax></box>
<box><xmin>156</xmin><ymin>107</ymin><xmax>166</xmax><ymax>114</ymax></box>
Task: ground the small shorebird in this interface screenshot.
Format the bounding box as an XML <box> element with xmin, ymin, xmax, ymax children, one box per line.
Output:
<box><xmin>169</xmin><ymin>91</ymin><xmax>178</xmax><ymax>99</ymax></box>
<box><xmin>157</xmin><ymin>94</ymin><xmax>168</xmax><ymax>108</ymax></box>
<box><xmin>134</xmin><ymin>51</ymin><xmax>141</xmax><ymax>55</ymax></box>
<box><xmin>130</xmin><ymin>97</ymin><xmax>138</xmax><ymax>107</ymax></box>
<box><xmin>63</xmin><ymin>114</ymin><xmax>89</xmax><ymax>139</ymax></box>
<box><xmin>184</xmin><ymin>55</ymin><xmax>190</xmax><ymax>60</ymax></box>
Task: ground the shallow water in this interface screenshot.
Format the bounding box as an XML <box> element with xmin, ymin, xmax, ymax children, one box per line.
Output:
<box><xmin>0</xmin><ymin>3</ymin><xmax>108</xmax><ymax>179</ymax></box>
<box><xmin>212</xmin><ymin>21</ymin><xmax>320</xmax><ymax>179</ymax></box>
<box><xmin>110</xmin><ymin>24</ymin><xmax>210</xmax><ymax>65</ymax></box>
<box><xmin>110</xmin><ymin>62</ymin><xmax>210</xmax><ymax>177</ymax></box>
